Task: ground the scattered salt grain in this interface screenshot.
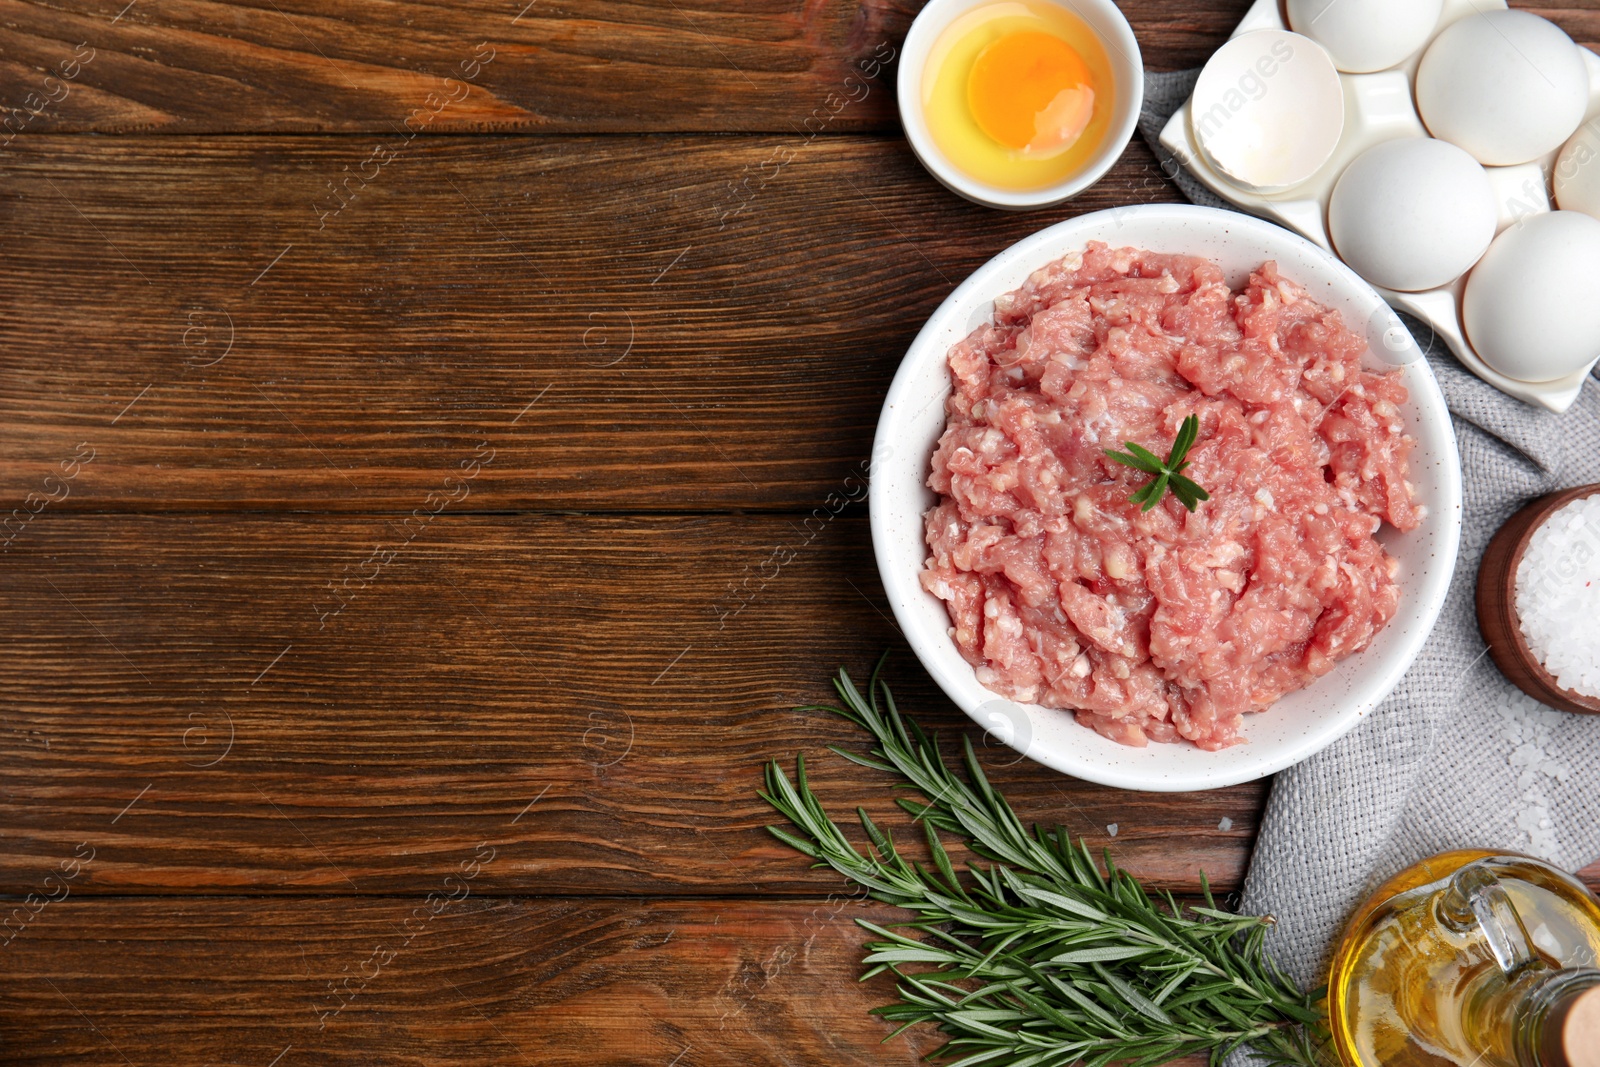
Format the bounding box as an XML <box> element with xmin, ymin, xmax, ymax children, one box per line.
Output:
<box><xmin>1515</xmin><ymin>493</ymin><xmax>1600</xmax><ymax>699</ymax></box>
<box><xmin>1496</xmin><ymin>688</ymin><xmax>1571</xmax><ymax>858</ymax></box>
<box><xmin>1217</xmin><ymin>817</ymin><xmax>1233</xmax><ymax>831</ymax></box>
<box><xmin>1105</xmin><ymin>823</ymin><xmax>1118</xmax><ymax>837</ymax></box>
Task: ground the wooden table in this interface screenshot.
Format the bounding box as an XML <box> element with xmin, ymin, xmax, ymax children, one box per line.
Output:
<box><xmin>2</xmin><ymin>1</ymin><xmax>1597</xmax><ymax>1063</ymax></box>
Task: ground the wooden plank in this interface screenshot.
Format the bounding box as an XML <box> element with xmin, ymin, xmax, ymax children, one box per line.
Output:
<box><xmin>0</xmin><ymin>133</ymin><xmax>1187</xmax><ymax>512</ymax></box>
<box><xmin>1</xmin><ymin>1</ymin><xmax>1592</xmax><ymax>135</ymax></box>
<box><xmin>0</xmin><ymin>512</ymin><xmax>1262</xmax><ymax>895</ymax></box>
<box><xmin>10</xmin><ymin>893</ymin><xmax>1598</xmax><ymax>1066</ymax></box>
<box><xmin>0</xmin><ymin>895</ymin><xmax>1216</xmax><ymax>1066</ymax></box>
<box><xmin>1510</xmin><ymin>4</ymin><xmax>1600</xmax><ymax>52</ymax></box>
<box><xmin>0</xmin><ymin>0</ymin><xmax>1264</xmax><ymax>135</ymax></box>
<box><xmin>0</xmin><ymin>896</ymin><xmax>939</xmax><ymax>1066</ymax></box>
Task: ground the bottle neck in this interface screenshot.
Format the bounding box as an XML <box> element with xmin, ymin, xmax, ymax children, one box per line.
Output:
<box><xmin>1520</xmin><ymin>969</ymin><xmax>1600</xmax><ymax>1067</ymax></box>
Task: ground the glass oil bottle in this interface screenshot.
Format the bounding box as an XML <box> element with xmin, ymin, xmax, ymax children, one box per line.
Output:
<box><xmin>1329</xmin><ymin>850</ymin><xmax>1600</xmax><ymax>1067</ymax></box>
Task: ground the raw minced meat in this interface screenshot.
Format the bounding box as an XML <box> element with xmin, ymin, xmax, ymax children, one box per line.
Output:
<box><xmin>920</xmin><ymin>243</ymin><xmax>1420</xmax><ymax>750</ymax></box>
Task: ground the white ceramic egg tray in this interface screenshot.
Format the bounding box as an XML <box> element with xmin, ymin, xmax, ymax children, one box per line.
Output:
<box><xmin>1159</xmin><ymin>0</ymin><xmax>1600</xmax><ymax>413</ymax></box>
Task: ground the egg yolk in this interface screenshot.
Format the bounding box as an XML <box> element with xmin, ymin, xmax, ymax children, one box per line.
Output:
<box><xmin>967</xmin><ymin>30</ymin><xmax>1095</xmax><ymax>156</ymax></box>
<box><xmin>920</xmin><ymin>0</ymin><xmax>1114</xmax><ymax>191</ymax></box>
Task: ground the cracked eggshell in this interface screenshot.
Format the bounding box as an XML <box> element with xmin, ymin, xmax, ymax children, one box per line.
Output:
<box><xmin>1189</xmin><ymin>29</ymin><xmax>1344</xmax><ymax>193</ymax></box>
<box><xmin>1464</xmin><ymin>211</ymin><xmax>1600</xmax><ymax>383</ymax></box>
<box><xmin>1416</xmin><ymin>10</ymin><xmax>1588</xmax><ymax>167</ymax></box>
<box><xmin>1328</xmin><ymin>138</ymin><xmax>1496</xmax><ymax>292</ymax></box>
<box><xmin>1285</xmin><ymin>0</ymin><xmax>1442</xmax><ymax>74</ymax></box>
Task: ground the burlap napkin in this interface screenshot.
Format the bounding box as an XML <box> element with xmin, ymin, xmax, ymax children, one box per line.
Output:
<box><xmin>1140</xmin><ymin>69</ymin><xmax>1600</xmax><ymax>993</ymax></box>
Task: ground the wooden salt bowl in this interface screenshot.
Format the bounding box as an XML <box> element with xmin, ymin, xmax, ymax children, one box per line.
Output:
<box><xmin>1476</xmin><ymin>483</ymin><xmax>1600</xmax><ymax>715</ymax></box>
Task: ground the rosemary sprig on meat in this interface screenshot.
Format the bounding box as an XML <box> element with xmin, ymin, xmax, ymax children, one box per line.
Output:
<box><xmin>1104</xmin><ymin>413</ymin><xmax>1211</xmax><ymax>513</ymax></box>
<box><xmin>760</xmin><ymin>664</ymin><xmax>1325</xmax><ymax>1067</ymax></box>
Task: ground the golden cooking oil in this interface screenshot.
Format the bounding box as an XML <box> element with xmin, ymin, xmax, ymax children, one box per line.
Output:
<box><xmin>1328</xmin><ymin>851</ymin><xmax>1600</xmax><ymax>1067</ymax></box>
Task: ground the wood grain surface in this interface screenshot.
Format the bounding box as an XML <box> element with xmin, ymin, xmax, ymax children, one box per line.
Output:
<box><xmin>0</xmin><ymin>896</ymin><xmax>1219</xmax><ymax>1067</ymax></box>
<box><xmin>0</xmin><ymin>134</ymin><xmax>1185</xmax><ymax>510</ymax></box>
<box><xmin>0</xmin><ymin>895</ymin><xmax>933</xmax><ymax>1066</ymax></box>
<box><xmin>6</xmin><ymin>0</ymin><xmax>1600</xmax><ymax>1062</ymax></box>
<box><xmin>0</xmin><ymin>1</ymin><xmax>1593</xmax><ymax>134</ymax></box>
<box><xmin>0</xmin><ymin>0</ymin><xmax>1252</xmax><ymax>135</ymax></box>
<box><xmin>0</xmin><ymin>513</ymin><xmax>1261</xmax><ymax>895</ymax></box>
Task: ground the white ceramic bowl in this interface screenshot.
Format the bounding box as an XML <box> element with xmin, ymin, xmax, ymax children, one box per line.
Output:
<box><xmin>869</xmin><ymin>204</ymin><xmax>1463</xmax><ymax>791</ymax></box>
<box><xmin>896</xmin><ymin>0</ymin><xmax>1144</xmax><ymax>209</ymax></box>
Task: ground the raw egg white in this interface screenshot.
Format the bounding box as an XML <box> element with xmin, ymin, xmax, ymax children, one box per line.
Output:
<box><xmin>1416</xmin><ymin>10</ymin><xmax>1588</xmax><ymax>166</ymax></box>
<box><xmin>1555</xmin><ymin>121</ymin><xmax>1600</xmax><ymax>221</ymax></box>
<box><xmin>1328</xmin><ymin>138</ymin><xmax>1495</xmax><ymax>292</ymax></box>
<box><xmin>921</xmin><ymin>0</ymin><xmax>1114</xmax><ymax>192</ymax></box>
<box><xmin>1285</xmin><ymin>0</ymin><xmax>1441</xmax><ymax>73</ymax></box>
<box><xmin>1463</xmin><ymin>211</ymin><xmax>1600</xmax><ymax>382</ymax></box>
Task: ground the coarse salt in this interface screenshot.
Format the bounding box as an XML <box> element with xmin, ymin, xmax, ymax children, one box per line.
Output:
<box><xmin>1515</xmin><ymin>493</ymin><xmax>1600</xmax><ymax>699</ymax></box>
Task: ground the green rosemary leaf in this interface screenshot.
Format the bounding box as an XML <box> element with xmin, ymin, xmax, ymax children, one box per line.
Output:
<box><xmin>1122</xmin><ymin>442</ymin><xmax>1165</xmax><ymax>468</ymax></box>
<box><xmin>1106</xmin><ymin>415</ymin><xmax>1210</xmax><ymax>514</ymax></box>
<box><xmin>1169</xmin><ymin>473</ymin><xmax>1211</xmax><ymax>506</ymax></box>
<box><xmin>1054</xmin><ymin>979</ymin><xmax>1131</xmax><ymax>1035</ymax></box>
<box><xmin>864</xmin><ymin>946</ymin><xmax>965</xmax><ymax>966</ymax></box>
<box><xmin>1046</xmin><ymin>945</ymin><xmax>1155</xmax><ymax>965</ymax></box>
<box><xmin>1189</xmin><ymin>906</ymin><xmax>1256</xmax><ymax>923</ymax></box>
<box><xmin>1001</xmin><ymin>873</ymin><xmax>1109</xmax><ymax>923</ymax></box>
<box><xmin>760</xmin><ymin>665</ymin><xmax>1329</xmax><ymax>1067</ymax></box>
<box><xmin>945</xmin><ymin>1048</ymin><xmax>1019</xmax><ymax>1067</ymax></box>
<box><xmin>1168</xmin><ymin>414</ymin><xmax>1199</xmax><ymax>467</ymax></box>
<box><xmin>1092</xmin><ymin>961</ymin><xmax>1173</xmax><ymax>1025</ymax></box>
<box><xmin>1136</xmin><ymin>472</ymin><xmax>1169</xmax><ymax>512</ymax></box>
<box><xmin>828</xmin><ymin>745</ymin><xmax>899</xmax><ymax>773</ymax></box>
<box><xmin>1104</xmin><ymin>449</ymin><xmax>1161</xmax><ymax>475</ymax></box>
<box><xmin>1274</xmin><ymin>997</ymin><xmax>1329</xmax><ymax>1027</ymax></box>
<box><xmin>1150</xmin><ymin>961</ymin><xmax>1203</xmax><ymax>1006</ymax></box>
<box><xmin>763</xmin><ymin>823</ymin><xmax>823</xmax><ymax>859</ymax></box>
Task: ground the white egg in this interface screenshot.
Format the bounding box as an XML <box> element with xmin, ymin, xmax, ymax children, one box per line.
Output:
<box><xmin>1285</xmin><ymin>0</ymin><xmax>1441</xmax><ymax>74</ymax></box>
<box><xmin>1555</xmin><ymin>121</ymin><xmax>1600</xmax><ymax>221</ymax></box>
<box><xmin>1328</xmin><ymin>138</ymin><xmax>1496</xmax><ymax>292</ymax></box>
<box><xmin>1416</xmin><ymin>10</ymin><xmax>1588</xmax><ymax>167</ymax></box>
<box><xmin>1463</xmin><ymin>211</ymin><xmax>1600</xmax><ymax>382</ymax></box>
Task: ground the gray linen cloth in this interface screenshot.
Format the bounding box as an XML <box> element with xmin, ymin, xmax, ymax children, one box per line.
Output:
<box><xmin>1140</xmin><ymin>69</ymin><xmax>1600</xmax><ymax>992</ymax></box>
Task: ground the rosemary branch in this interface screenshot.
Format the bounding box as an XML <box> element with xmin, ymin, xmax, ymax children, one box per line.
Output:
<box><xmin>1104</xmin><ymin>413</ymin><xmax>1210</xmax><ymax>513</ymax></box>
<box><xmin>760</xmin><ymin>663</ymin><xmax>1327</xmax><ymax>1067</ymax></box>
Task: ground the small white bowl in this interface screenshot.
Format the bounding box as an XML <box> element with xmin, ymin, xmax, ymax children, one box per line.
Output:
<box><xmin>896</xmin><ymin>0</ymin><xmax>1144</xmax><ymax>210</ymax></box>
<box><xmin>869</xmin><ymin>204</ymin><xmax>1463</xmax><ymax>792</ymax></box>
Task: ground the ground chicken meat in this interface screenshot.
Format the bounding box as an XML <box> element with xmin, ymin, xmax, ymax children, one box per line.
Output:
<box><xmin>920</xmin><ymin>243</ymin><xmax>1419</xmax><ymax>750</ymax></box>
